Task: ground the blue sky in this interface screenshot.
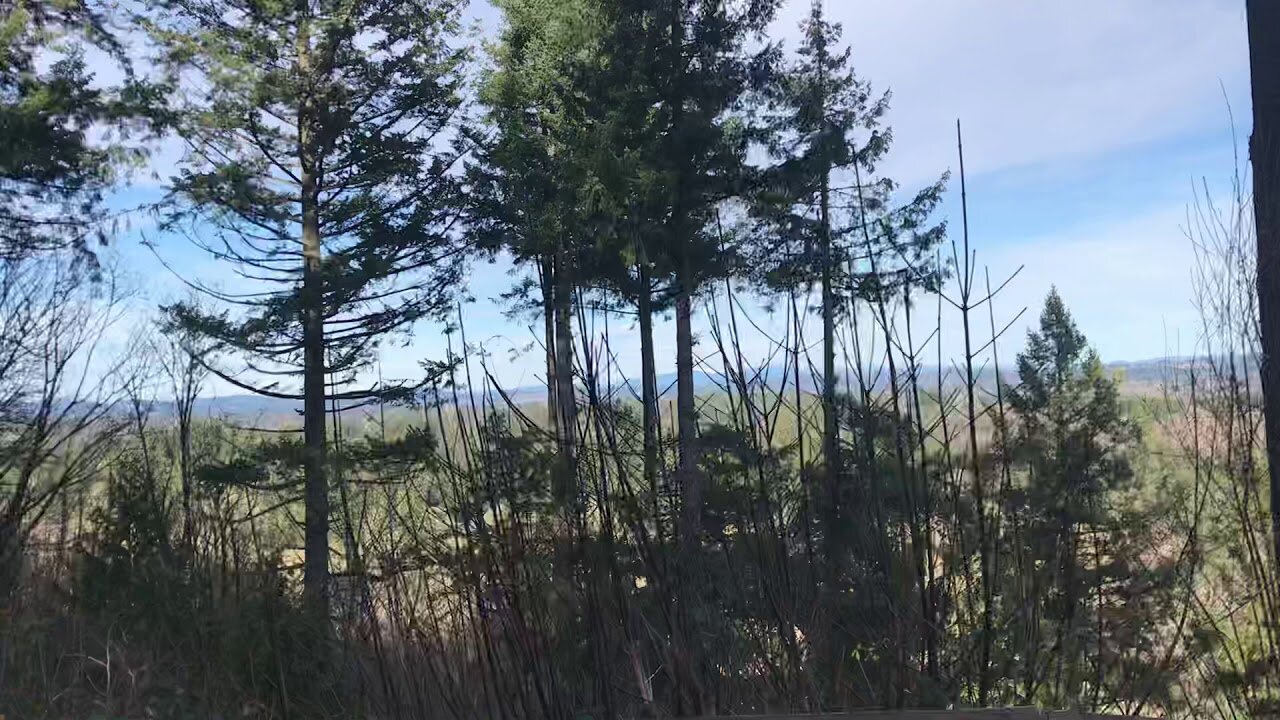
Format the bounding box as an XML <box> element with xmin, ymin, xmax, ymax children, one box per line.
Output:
<box><xmin>102</xmin><ymin>0</ymin><xmax>1253</xmax><ymax>396</ymax></box>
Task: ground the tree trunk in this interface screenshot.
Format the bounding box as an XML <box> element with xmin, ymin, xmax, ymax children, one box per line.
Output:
<box><xmin>820</xmin><ymin>169</ymin><xmax>838</xmax><ymax>509</ymax></box>
<box><xmin>178</xmin><ymin>378</ymin><xmax>195</xmax><ymax>551</ymax></box>
<box><xmin>297</xmin><ymin>11</ymin><xmax>330</xmax><ymax>628</ymax></box>
<box><xmin>179</xmin><ymin>414</ymin><xmax>193</xmax><ymax>549</ymax></box>
<box><xmin>671</xmin><ymin>136</ymin><xmax>697</xmax><ymax>481</ymax></box>
<box><xmin>668</xmin><ymin>0</ymin><xmax>698</xmax><ymax>540</ymax></box>
<box><xmin>668</xmin><ymin>2</ymin><xmax>706</xmax><ymax>712</ymax></box>
<box><xmin>540</xmin><ymin>253</ymin><xmax>559</xmax><ymax>436</ymax></box>
<box><xmin>957</xmin><ymin>122</ymin><xmax>994</xmax><ymax>706</ymax></box>
<box><xmin>674</xmin><ymin>262</ymin><xmax>702</xmax><ymax>600</ymax></box>
<box><xmin>638</xmin><ymin>245</ymin><xmax>661</xmax><ymax>523</ymax></box>
<box><xmin>668</xmin><ymin>0</ymin><xmax>701</xmax><ymax>598</ymax></box>
<box><xmin>1247</xmin><ymin>0</ymin><xmax>1280</xmax><ymax>573</ymax></box>
<box><xmin>675</xmin><ymin>273</ymin><xmax>697</xmax><ymax>489</ymax></box>
<box><xmin>812</xmin><ymin>1</ymin><xmax>840</xmax><ymax>509</ymax></box>
<box><xmin>0</xmin><ymin>518</ymin><xmax>20</xmax><ymax>610</ymax></box>
<box><xmin>553</xmin><ymin>245</ymin><xmax>578</xmax><ymax>470</ymax></box>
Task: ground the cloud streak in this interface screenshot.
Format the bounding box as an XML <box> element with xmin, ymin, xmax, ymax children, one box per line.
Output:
<box><xmin>770</xmin><ymin>0</ymin><xmax>1249</xmax><ymax>186</ymax></box>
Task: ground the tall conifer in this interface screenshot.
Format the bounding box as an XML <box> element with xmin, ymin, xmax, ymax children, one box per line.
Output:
<box><xmin>143</xmin><ymin>0</ymin><xmax>467</xmax><ymax>623</ymax></box>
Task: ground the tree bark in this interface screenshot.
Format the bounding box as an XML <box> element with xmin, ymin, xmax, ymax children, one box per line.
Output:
<box><xmin>820</xmin><ymin>168</ymin><xmax>838</xmax><ymax>509</ymax></box>
<box><xmin>553</xmin><ymin>245</ymin><xmax>578</xmax><ymax>470</ymax></box>
<box><xmin>297</xmin><ymin>8</ymin><xmax>330</xmax><ymax>628</ymax></box>
<box><xmin>1247</xmin><ymin>0</ymin><xmax>1280</xmax><ymax>573</ymax></box>
<box><xmin>668</xmin><ymin>2</ymin><xmax>707</xmax><ymax>713</ymax></box>
<box><xmin>675</xmin><ymin>274</ymin><xmax>697</xmax><ymax>491</ymax></box>
<box><xmin>541</xmin><ymin>253</ymin><xmax>559</xmax><ymax>438</ymax></box>
<box><xmin>669</xmin><ymin>0</ymin><xmax>701</xmax><ymax>593</ymax></box>
<box><xmin>0</xmin><ymin>519</ymin><xmax>19</xmax><ymax>610</ymax></box>
<box><xmin>178</xmin><ymin>393</ymin><xmax>194</xmax><ymax>550</ymax></box>
<box><xmin>637</xmin><ymin>244</ymin><xmax>661</xmax><ymax>520</ymax></box>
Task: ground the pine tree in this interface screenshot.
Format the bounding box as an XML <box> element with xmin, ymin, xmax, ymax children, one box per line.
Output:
<box><xmin>469</xmin><ymin>0</ymin><xmax>610</xmax><ymax>471</ymax></box>
<box><xmin>142</xmin><ymin>0</ymin><xmax>467</xmax><ymax>625</ymax></box>
<box><xmin>1</xmin><ymin>0</ymin><xmax>164</xmax><ymax>261</ymax></box>
<box><xmin>1006</xmin><ymin>288</ymin><xmax>1140</xmax><ymax>708</ymax></box>
<box><xmin>749</xmin><ymin>7</ymin><xmax>946</xmax><ymax>682</ymax></box>
<box><xmin>747</xmin><ymin>0</ymin><xmax>952</xmax><ymax>509</ymax></box>
<box><xmin>596</xmin><ymin>0</ymin><xmax>776</xmax><ymax>530</ymax></box>
<box><xmin>568</xmin><ymin>0</ymin><xmax>675</xmax><ymax>519</ymax></box>
<box><xmin>0</xmin><ymin>0</ymin><xmax>163</xmax><ymax>605</ymax></box>
<box><xmin>576</xmin><ymin>0</ymin><xmax>780</xmax><ymax>711</ymax></box>
<box><xmin>752</xmin><ymin>0</ymin><xmax>945</xmax><ymax>512</ymax></box>
<box><xmin>752</xmin><ymin>0</ymin><xmax>870</xmax><ymax>489</ymax></box>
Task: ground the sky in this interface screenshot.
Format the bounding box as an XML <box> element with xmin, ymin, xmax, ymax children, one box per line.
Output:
<box><xmin>102</xmin><ymin>0</ymin><xmax>1254</xmax><ymax>397</ymax></box>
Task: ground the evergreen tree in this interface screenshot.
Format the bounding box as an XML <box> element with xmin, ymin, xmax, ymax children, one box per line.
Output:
<box><xmin>568</xmin><ymin>0</ymin><xmax>674</xmax><ymax>515</ymax></box>
<box><xmin>0</xmin><ymin>0</ymin><xmax>162</xmax><ymax>606</ymax></box>
<box><xmin>470</xmin><ymin>0</ymin><xmax>608</xmax><ymax>469</ymax></box>
<box><xmin>751</xmin><ymin>0</ymin><xmax>946</xmax><ymax>523</ymax></box>
<box><xmin>1005</xmin><ymin>288</ymin><xmax>1142</xmax><ymax>709</ymax></box>
<box><xmin>142</xmin><ymin>0</ymin><xmax>467</xmax><ymax>624</ymax></box>
<box><xmin>747</xmin><ymin>5</ymin><xmax>946</xmax><ymax>690</ymax></box>
<box><xmin>595</xmin><ymin>0</ymin><xmax>775</xmax><ymax>525</ymax></box>
<box><xmin>1</xmin><ymin>0</ymin><xmax>164</xmax><ymax>261</ymax></box>
<box><xmin>578</xmin><ymin>0</ymin><xmax>780</xmax><ymax>711</ymax></box>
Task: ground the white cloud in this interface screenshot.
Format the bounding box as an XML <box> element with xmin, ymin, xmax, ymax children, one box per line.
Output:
<box><xmin>975</xmin><ymin>204</ymin><xmax>1201</xmax><ymax>363</ymax></box>
<box><xmin>770</xmin><ymin>0</ymin><xmax>1249</xmax><ymax>186</ymax></box>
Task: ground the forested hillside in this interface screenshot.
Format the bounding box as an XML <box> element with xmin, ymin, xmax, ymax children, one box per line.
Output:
<box><xmin>0</xmin><ymin>0</ymin><xmax>1274</xmax><ymax>718</ymax></box>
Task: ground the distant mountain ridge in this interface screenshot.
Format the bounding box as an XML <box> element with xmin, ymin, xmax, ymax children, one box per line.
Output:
<box><xmin>159</xmin><ymin>356</ymin><xmax>1212</xmax><ymax>419</ymax></box>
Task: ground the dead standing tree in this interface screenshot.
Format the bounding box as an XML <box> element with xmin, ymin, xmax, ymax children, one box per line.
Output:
<box><xmin>0</xmin><ymin>257</ymin><xmax>135</xmax><ymax>605</ymax></box>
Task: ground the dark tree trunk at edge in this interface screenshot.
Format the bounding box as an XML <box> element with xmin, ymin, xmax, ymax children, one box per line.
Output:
<box><xmin>1248</xmin><ymin>0</ymin><xmax>1280</xmax><ymax>577</ymax></box>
